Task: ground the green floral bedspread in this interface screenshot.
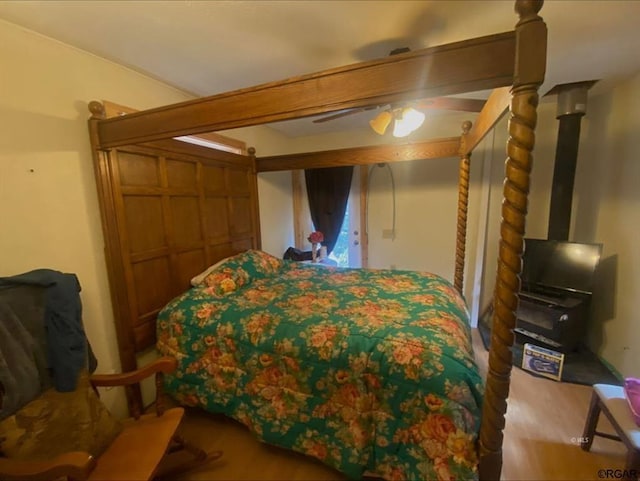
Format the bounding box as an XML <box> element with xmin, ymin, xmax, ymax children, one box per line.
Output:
<box><xmin>157</xmin><ymin>251</ymin><xmax>483</xmax><ymax>480</ymax></box>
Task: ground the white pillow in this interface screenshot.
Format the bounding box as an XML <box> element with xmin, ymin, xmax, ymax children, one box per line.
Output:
<box><xmin>190</xmin><ymin>257</ymin><xmax>231</xmax><ymax>286</ymax></box>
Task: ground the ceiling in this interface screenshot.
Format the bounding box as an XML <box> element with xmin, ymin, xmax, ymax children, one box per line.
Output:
<box><xmin>1</xmin><ymin>1</ymin><xmax>639</xmax><ymax>137</ymax></box>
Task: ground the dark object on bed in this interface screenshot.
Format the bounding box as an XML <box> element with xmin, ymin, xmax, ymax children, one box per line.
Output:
<box><xmin>283</xmin><ymin>246</ymin><xmax>313</xmax><ymax>261</ymax></box>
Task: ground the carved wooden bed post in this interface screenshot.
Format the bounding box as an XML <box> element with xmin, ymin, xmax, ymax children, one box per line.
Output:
<box><xmin>454</xmin><ymin>120</ymin><xmax>472</xmax><ymax>293</ymax></box>
<box><xmin>478</xmin><ymin>1</ymin><xmax>546</xmax><ymax>480</ymax></box>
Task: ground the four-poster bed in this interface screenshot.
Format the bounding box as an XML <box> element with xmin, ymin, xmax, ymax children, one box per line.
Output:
<box><xmin>85</xmin><ymin>1</ymin><xmax>547</xmax><ymax>479</ymax></box>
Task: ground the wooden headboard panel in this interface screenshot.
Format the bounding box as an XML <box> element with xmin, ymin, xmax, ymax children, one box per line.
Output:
<box><xmin>88</xmin><ymin>122</ymin><xmax>260</xmax><ymax>373</ymax></box>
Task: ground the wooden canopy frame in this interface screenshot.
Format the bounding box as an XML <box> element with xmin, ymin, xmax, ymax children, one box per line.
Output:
<box><xmin>87</xmin><ymin>1</ymin><xmax>547</xmax><ymax>479</ymax></box>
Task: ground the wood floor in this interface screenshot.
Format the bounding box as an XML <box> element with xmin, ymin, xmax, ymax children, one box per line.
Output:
<box><xmin>165</xmin><ymin>329</ymin><xmax>627</xmax><ymax>480</ymax></box>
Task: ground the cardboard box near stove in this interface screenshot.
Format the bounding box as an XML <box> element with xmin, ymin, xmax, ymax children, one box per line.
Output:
<box><xmin>522</xmin><ymin>343</ymin><xmax>565</xmax><ymax>381</ymax></box>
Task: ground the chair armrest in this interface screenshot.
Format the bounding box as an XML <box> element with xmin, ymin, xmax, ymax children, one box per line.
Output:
<box><xmin>0</xmin><ymin>451</ymin><xmax>96</xmax><ymax>481</ymax></box>
<box><xmin>90</xmin><ymin>356</ymin><xmax>178</xmax><ymax>418</ymax></box>
<box><xmin>90</xmin><ymin>356</ymin><xmax>177</xmax><ymax>387</ymax></box>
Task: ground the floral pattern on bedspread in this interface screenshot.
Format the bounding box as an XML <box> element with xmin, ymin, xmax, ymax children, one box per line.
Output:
<box><xmin>157</xmin><ymin>257</ymin><xmax>483</xmax><ymax>480</ymax></box>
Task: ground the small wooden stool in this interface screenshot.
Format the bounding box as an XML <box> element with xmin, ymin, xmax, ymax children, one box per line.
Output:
<box><xmin>582</xmin><ymin>384</ymin><xmax>640</xmax><ymax>478</ymax></box>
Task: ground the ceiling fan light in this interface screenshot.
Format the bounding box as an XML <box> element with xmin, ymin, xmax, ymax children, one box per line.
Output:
<box><xmin>403</xmin><ymin>107</ymin><xmax>426</xmax><ymax>130</ymax></box>
<box><xmin>392</xmin><ymin>119</ymin><xmax>412</xmax><ymax>138</ymax></box>
<box><xmin>369</xmin><ymin>110</ymin><xmax>393</xmax><ymax>135</ymax></box>
<box><xmin>392</xmin><ymin>107</ymin><xmax>425</xmax><ymax>138</ymax></box>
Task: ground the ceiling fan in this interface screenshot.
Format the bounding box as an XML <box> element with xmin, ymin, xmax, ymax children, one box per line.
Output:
<box><xmin>312</xmin><ymin>93</ymin><xmax>485</xmax><ymax>137</ymax></box>
<box><xmin>312</xmin><ymin>97</ymin><xmax>486</xmax><ymax>124</ymax></box>
<box><xmin>312</xmin><ymin>47</ymin><xmax>486</xmax><ymax>137</ymax></box>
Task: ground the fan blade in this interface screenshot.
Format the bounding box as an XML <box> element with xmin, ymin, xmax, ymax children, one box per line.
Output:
<box><xmin>414</xmin><ymin>97</ymin><xmax>486</xmax><ymax>113</ymax></box>
<box><xmin>313</xmin><ymin>105</ymin><xmax>380</xmax><ymax>124</ymax></box>
<box><xmin>312</xmin><ymin>108</ymin><xmax>366</xmax><ymax>123</ymax></box>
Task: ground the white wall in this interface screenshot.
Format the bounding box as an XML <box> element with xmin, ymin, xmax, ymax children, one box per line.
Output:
<box><xmin>0</xmin><ymin>19</ymin><xmax>294</xmax><ymax>415</ymax></box>
<box><xmin>478</xmin><ymin>75</ymin><xmax>640</xmax><ymax>377</ymax></box>
<box><xmin>0</xmin><ymin>19</ymin><xmax>191</xmax><ymax>416</ymax></box>
<box><xmin>255</xmin><ymin>171</ymin><xmax>296</xmax><ymax>257</ymax></box>
<box><xmin>578</xmin><ymin>74</ymin><xmax>640</xmax><ymax>376</ymax></box>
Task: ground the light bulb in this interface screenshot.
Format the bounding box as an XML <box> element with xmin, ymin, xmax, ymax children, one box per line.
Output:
<box><xmin>369</xmin><ymin>110</ymin><xmax>393</xmax><ymax>135</ymax></box>
<box><xmin>392</xmin><ymin>107</ymin><xmax>425</xmax><ymax>138</ymax></box>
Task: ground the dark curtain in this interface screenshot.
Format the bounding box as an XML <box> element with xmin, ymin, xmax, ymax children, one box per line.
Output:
<box><xmin>305</xmin><ymin>166</ymin><xmax>354</xmax><ymax>255</ymax></box>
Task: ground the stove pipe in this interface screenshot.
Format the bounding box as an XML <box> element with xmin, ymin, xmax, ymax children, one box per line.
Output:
<box><xmin>547</xmin><ymin>85</ymin><xmax>589</xmax><ymax>241</ymax></box>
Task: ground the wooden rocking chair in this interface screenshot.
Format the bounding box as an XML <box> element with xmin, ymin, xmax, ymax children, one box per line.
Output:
<box><xmin>0</xmin><ymin>357</ymin><xmax>222</xmax><ymax>481</ymax></box>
